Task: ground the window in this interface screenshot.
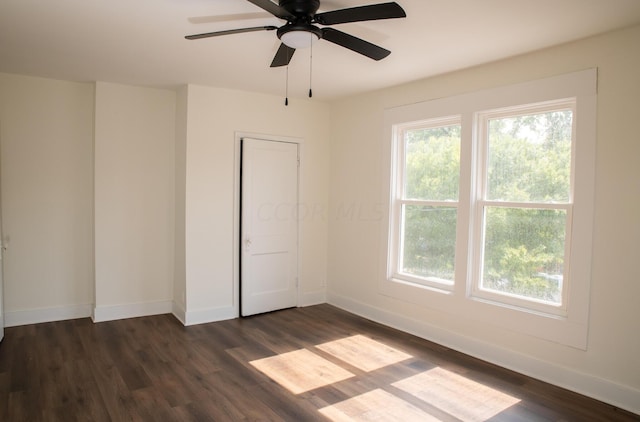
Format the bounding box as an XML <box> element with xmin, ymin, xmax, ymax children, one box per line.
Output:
<box><xmin>473</xmin><ymin>101</ymin><xmax>574</xmax><ymax>315</ymax></box>
<box><xmin>391</xmin><ymin>118</ymin><xmax>461</xmax><ymax>289</ymax></box>
<box><xmin>382</xmin><ymin>70</ymin><xmax>596</xmax><ymax>348</ymax></box>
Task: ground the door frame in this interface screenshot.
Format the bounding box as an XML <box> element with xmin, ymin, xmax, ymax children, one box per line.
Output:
<box><xmin>0</xmin><ymin>120</ymin><xmax>4</xmax><ymax>340</ymax></box>
<box><xmin>233</xmin><ymin>131</ymin><xmax>304</xmax><ymax>318</ymax></box>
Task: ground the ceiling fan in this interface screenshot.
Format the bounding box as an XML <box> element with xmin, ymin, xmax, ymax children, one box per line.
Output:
<box><xmin>185</xmin><ymin>0</ymin><xmax>407</xmax><ymax>68</ymax></box>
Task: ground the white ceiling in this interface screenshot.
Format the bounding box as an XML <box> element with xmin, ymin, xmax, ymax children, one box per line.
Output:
<box><xmin>1</xmin><ymin>0</ymin><xmax>640</xmax><ymax>101</ymax></box>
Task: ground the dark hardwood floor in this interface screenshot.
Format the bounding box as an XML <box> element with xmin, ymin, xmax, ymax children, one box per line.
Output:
<box><xmin>0</xmin><ymin>304</ymin><xmax>637</xmax><ymax>421</ymax></box>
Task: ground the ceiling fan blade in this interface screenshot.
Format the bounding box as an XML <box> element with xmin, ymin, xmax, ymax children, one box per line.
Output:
<box><xmin>246</xmin><ymin>0</ymin><xmax>295</xmax><ymax>20</ymax></box>
<box><xmin>188</xmin><ymin>12</ymin><xmax>272</xmax><ymax>25</ymax></box>
<box><xmin>270</xmin><ymin>43</ymin><xmax>296</xmax><ymax>67</ymax></box>
<box><xmin>314</xmin><ymin>2</ymin><xmax>406</xmax><ymax>25</ymax></box>
<box><xmin>185</xmin><ymin>26</ymin><xmax>277</xmax><ymax>40</ymax></box>
<box><xmin>321</xmin><ymin>28</ymin><xmax>390</xmax><ymax>60</ymax></box>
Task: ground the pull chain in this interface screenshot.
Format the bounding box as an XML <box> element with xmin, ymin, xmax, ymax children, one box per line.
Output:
<box><xmin>309</xmin><ymin>34</ymin><xmax>313</xmax><ymax>98</ymax></box>
<box><xmin>284</xmin><ymin>46</ymin><xmax>290</xmax><ymax>106</ymax></box>
<box><xmin>285</xmin><ymin>63</ymin><xmax>289</xmax><ymax>106</ymax></box>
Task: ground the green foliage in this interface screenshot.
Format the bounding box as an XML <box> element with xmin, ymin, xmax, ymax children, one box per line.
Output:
<box><xmin>487</xmin><ymin>111</ymin><xmax>572</xmax><ymax>202</ymax></box>
<box><xmin>401</xmin><ymin>125</ymin><xmax>460</xmax><ymax>280</ymax></box>
<box><xmin>402</xmin><ymin>206</ymin><xmax>457</xmax><ymax>280</ymax></box>
<box><xmin>405</xmin><ymin>125</ymin><xmax>461</xmax><ymax>201</ymax></box>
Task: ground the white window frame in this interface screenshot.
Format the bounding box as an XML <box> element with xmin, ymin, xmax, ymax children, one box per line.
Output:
<box><xmin>390</xmin><ymin>116</ymin><xmax>461</xmax><ymax>291</ymax></box>
<box><xmin>471</xmin><ymin>99</ymin><xmax>576</xmax><ymax>317</ymax></box>
<box><xmin>380</xmin><ymin>69</ymin><xmax>597</xmax><ymax>349</ymax></box>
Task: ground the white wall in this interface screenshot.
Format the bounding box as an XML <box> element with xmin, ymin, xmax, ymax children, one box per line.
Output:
<box><xmin>181</xmin><ymin>85</ymin><xmax>330</xmax><ymax>324</ymax></box>
<box><xmin>327</xmin><ymin>24</ymin><xmax>640</xmax><ymax>413</ymax></box>
<box><xmin>93</xmin><ymin>82</ymin><xmax>176</xmax><ymax>321</ymax></box>
<box><xmin>0</xmin><ymin>74</ymin><xmax>94</xmax><ymax>325</ymax></box>
<box><xmin>0</xmin><ymin>76</ymin><xmax>329</xmax><ymax>327</ymax></box>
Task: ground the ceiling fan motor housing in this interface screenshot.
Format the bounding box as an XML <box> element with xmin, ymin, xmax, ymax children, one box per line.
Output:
<box><xmin>277</xmin><ymin>0</ymin><xmax>323</xmax><ymax>44</ymax></box>
<box><xmin>279</xmin><ymin>0</ymin><xmax>320</xmax><ymax>16</ymax></box>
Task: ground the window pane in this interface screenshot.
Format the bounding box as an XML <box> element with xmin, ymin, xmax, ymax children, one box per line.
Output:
<box><xmin>481</xmin><ymin>207</ymin><xmax>566</xmax><ymax>304</ymax></box>
<box><xmin>401</xmin><ymin>205</ymin><xmax>457</xmax><ymax>282</ymax></box>
<box><xmin>487</xmin><ymin>110</ymin><xmax>572</xmax><ymax>202</ymax></box>
<box><xmin>404</xmin><ymin>125</ymin><xmax>461</xmax><ymax>201</ymax></box>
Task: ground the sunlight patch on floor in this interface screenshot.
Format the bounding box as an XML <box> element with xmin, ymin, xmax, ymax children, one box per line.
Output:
<box><xmin>250</xmin><ymin>349</ymin><xmax>355</xmax><ymax>394</ymax></box>
<box><xmin>392</xmin><ymin>367</ymin><xmax>521</xmax><ymax>421</ymax></box>
<box><xmin>319</xmin><ymin>388</ymin><xmax>440</xmax><ymax>422</ymax></box>
<box><xmin>316</xmin><ymin>334</ymin><xmax>413</xmax><ymax>372</ymax></box>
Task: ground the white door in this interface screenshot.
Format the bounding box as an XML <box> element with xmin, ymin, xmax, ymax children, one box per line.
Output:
<box><xmin>241</xmin><ymin>138</ymin><xmax>299</xmax><ymax>316</ymax></box>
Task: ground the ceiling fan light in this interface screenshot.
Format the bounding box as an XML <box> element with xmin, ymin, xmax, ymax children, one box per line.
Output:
<box><xmin>281</xmin><ymin>30</ymin><xmax>319</xmax><ymax>49</ymax></box>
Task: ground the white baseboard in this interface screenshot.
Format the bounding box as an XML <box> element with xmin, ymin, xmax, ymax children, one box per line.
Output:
<box><xmin>184</xmin><ymin>305</ymin><xmax>237</xmax><ymax>326</ymax></box>
<box><xmin>327</xmin><ymin>293</ymin><xmax>640</xmax><ymax>416</ymax></box>
<box><xmin>299</xmin><ymin>289</ymin><xmax>327</xmax><ymax>307</ymax></box>
<box><xmin>172</xmin><ymin>301</ymin><xmax>186</xmax><ymax>325</ymax></box>
<box><xmin>92</xmin><ymin>300</ymin><xmax>173</xmax><ymax>323</ymax></box>
<box><xmin>4</xmin><ymin>303</ymin><xmax>93</xmax><ymax>327</ymax></box>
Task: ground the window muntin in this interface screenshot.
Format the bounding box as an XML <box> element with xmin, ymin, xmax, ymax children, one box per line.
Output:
<box><xmin>392</xmin><ymin>119</ymin><xmax>461</xmax><ymax>287</ymax></box>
